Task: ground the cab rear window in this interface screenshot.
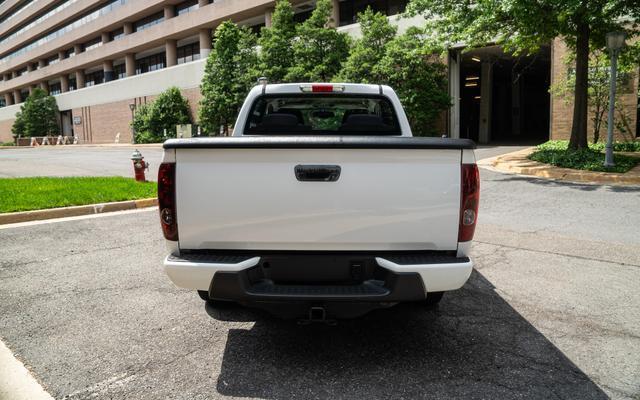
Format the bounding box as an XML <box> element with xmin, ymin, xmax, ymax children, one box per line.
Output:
<box><xmin>244</xmin><ymin>95</ymin><xmax>401</xmax><ymax>136</ymax></box>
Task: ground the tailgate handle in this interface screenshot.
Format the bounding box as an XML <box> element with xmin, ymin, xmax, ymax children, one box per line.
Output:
<box><xmin>294</xmin><ymin>165</ymin><xmax>341</xmax><ymax>182</ymax></box>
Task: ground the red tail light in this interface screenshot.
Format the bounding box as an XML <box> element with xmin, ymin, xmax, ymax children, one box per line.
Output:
<box><xmin>158</xmin><ymin>162</ymin><xmax>178</xmax><ymax>241</ymax></box>
<box><xmin>458</xmin><ymin>163</ymin><xmax>479</xmax><ymax>242</ymax></box>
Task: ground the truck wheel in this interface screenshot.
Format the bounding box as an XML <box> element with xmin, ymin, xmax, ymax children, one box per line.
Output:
<box><xmin>425</xmin><ymin>291</ymin><xmax>444</xmax><ymax>308</ymax></box>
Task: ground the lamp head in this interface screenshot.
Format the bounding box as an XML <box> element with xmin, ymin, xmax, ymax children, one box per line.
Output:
<box><xmin>606</xmin><ymin>31</ymin><xmax>626</xmax><ymax>51</ymax></box>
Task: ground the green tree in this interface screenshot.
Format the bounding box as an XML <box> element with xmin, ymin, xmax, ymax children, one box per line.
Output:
<box><xmin>199</xmin><ymin>21</ymin><xmax>259</xmax><ymax>135</ymax></box>
<box><xmin>259</xmin><ymin>0</ymin><xmax>296</xmax><ymax>83</ymax></box>
<box><xmin>147</xmin><ymin>87</ymin><xmax>191</xmax><ymax>137</ymax></box>
<box><xmin>337</xmin><ymin>7</ymin><xmax>397</xmax><ymax>83</ymax></box>
<box><xmin>11</xmin><ymin>111</ymin><xmax>25</xmax><ymax>138</ymax></box>
<box><xmin>131</xmin><ymin>103</ymin><xmax>152</xmax><ymax>141</ymax></box>
<box><xmin>407</xmin><ymin>0</ymin><xmax>640</xmax><ymax>149</ymax></box>
<box><xmin>11</xmin><ymin>88</ymin><xmax>59</xmax><ymax>137</ymax></box>
<box><xmin>286</xmin><ymin>0</ymin><xmax>350</xmax><ymax>82</ymax></box>
<box><xmin>132</xmin><ymin>88</ymin><xmax>191</xmax><ymax>143</ymax></box>
<box><xmin>374</xmin><ymin>27</ymin><xmax>450</xmax><ymax>136</ymax></box>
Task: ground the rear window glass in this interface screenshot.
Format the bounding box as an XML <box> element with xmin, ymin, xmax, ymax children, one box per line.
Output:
<box><xmin>244</xmin><ymin>95</ymin><xmax>401</xmax><ymax>135</ymax></box>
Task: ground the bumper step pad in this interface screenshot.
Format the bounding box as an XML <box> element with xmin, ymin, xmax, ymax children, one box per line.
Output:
<box><xmin>247</xmin><ymin>280</ymin><xmax>389</xmax><ymax>297</ymax></box>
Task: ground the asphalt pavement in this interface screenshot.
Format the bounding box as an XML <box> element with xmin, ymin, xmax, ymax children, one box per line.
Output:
<box><xmin>0</xmin><ymin>146</ymin><xmax>163</xmax><ymax>180</ymax></box>
<box><xmin>0</xmin><ymin>159</ymin><xmax>638</xmax><ymax>399</ymax></box>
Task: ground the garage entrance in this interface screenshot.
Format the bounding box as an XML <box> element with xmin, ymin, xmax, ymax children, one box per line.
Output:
<box><xmin>449</xmin><ymin>45</ymin><xmax>551</xmax><ymax>144</ymax></box>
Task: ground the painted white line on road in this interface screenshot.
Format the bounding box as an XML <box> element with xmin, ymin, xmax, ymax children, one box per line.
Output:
<box><xmin>0</xmin><ymin>207</ymin><xmax>157</xmax><ymax>230</ymax></box>
<box><xmin>0</xmin><ymin>339</ymin><xmax>53</xmax><ymax>400</ymax></box>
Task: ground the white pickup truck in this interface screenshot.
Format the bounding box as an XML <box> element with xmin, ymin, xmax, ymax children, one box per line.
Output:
<box><xmin>158</xmin><ymin>83</ymin><xmax>479</xmax><ymax>320</ymax></box>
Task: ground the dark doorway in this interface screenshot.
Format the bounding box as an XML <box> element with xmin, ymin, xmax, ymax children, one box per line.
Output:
<box><xmin>459</xmin><ymin>45</ymin><xmax>551</xmax><ymax>144</ymax></box>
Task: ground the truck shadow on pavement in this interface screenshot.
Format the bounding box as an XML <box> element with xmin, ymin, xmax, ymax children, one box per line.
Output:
<box><xmin>207</xmin><ymin>271</ymin><xmax>607</xmax><ymax>399</ymax></box>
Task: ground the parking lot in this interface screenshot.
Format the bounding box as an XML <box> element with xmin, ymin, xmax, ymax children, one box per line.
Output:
<box><xmin>0</xmin><ymin>147</ymin><xmax>639</xmax><ymax>399</ymax></box>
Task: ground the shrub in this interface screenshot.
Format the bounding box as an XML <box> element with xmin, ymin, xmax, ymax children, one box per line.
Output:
<box><xmin>529</xmin><ymin>141</ymin><xmax>639</xmax><ymax>173</ymax></box>
<box><xmin>132</xmin><ymin>87</ymin><xmax>191</xmax><ymax>143</ymax></box>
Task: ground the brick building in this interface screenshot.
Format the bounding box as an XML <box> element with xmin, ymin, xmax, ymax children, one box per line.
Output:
<box><xmin>0</xmin><ymin>0</ymin><xmax>637</xmax><ymax>144</ymax></box>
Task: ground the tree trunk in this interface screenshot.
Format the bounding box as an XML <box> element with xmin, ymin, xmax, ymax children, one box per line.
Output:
<box><xmin>568</xmin><ymin>23</ymin><xmax>590</xmax><ymax>150</ymax></box>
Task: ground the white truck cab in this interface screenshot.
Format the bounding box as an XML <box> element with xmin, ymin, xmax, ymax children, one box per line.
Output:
<box><xmin>158</xmin><ymin>83</ymin><xmax>479</xmax><ymax>320</ymax></box>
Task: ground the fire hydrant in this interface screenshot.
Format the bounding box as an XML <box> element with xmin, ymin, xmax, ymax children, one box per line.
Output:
<box><xmin>131</xmin><ymin>149</ymin><xmax>149</xmax><ymax>182</ymax></box>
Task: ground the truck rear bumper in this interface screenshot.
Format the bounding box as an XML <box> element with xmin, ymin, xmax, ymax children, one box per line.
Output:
<box><xmin>163</xmin><ymin>252</ymin><xmax>473</xmax><ymax>299</ymax></box>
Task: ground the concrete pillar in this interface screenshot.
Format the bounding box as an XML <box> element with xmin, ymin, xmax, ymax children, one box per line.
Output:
<box><xmin>27</xmin><ymin>64</ymin><xmax>34</xmax><ymax>72</ymax></box>
<box><xmin>75</xmin><ymin>70</ymin><xmax>85</xmax><ymax>89</ymax></box>
<box><xmin>103</xmin><ymin>60</ymin><xmax>114</xmax><ymax>82</ymax></box>
<box><xmin>28</xmin><ymin>86</ymin><xmax>34</xmax><ymax>95</ymax></box>
<box><xmin>74</xmin><ymin>44</ymin><xmax>82</xmax><ymax>55</ymax></box>
<box><xmin>164</xmin><ymin>5</ymin><xmax>175</xmax><ymax>19</ymax></box>
<box><xmin>3</xmin><ymin>73</ymin><xmax>10</xmax><ymax>81</ymax></box>
<box><xmin>123</xmin><ymin>22</ymin><xmax>133</xmax><ymax>35</ymax></box>
<box><xmin>12</xmin><ymin>71</ymin><xmax>17</xmax><ymax>79</ymax></box>
<box><xmin>58</xmin><ymin>50</ymin><xmax>65</xmax><ymax>61</ymax></box>
<box><xmin>60</xmin><ymin>75</ymin><xmax>69</xmax><ymax>92</ymax></box>
<box><xmin>166</xmin><ymin>40</ymin><xmax>177</xmax><ymax>67</ymax></box>
<box><xmin>101</xmin><ymin>32</ymin><xmax>110</xmax><ymax>44</ymax></box>
<box><xmin>13</xmin><ymin>89</ymin><xmax>21</xmax><ymax>103</ymax></box>
<box><xmin>38</xmin><ymin>59</ymin><xmax>45</xmax><ymax>69</ymax></box>
<box><xmin>511</xmin><ymin>72</ymin><xmax>521</xmax><ymax>136</ymax></box>
<box><xmin>39</xmin><ymin>82</ymin><xmax>48</xmax><ymax>93</ymax></box>
<box><xmin>478</xmin><ymin>60</ymin><xmax>493</xmax><ymax>144</ymax></box>
<box><xmin>330</xmin><ymin>0</ymin><xmax>340</xmax><ymax>27</ymax></box>
<box><xmin>448</xmin><ymin>50</ymin><xmax>461</xmax><ymax>138</ymax></box>
<box><xmin>265</xmin><ymin>8</ymin><xmax>273</xmax><ymax>28</ymax></box>
<box><xmin>198</xmin><ymin>0</ymin><xmax>208</xmax><ymax>7</ymax></box>
<box><xmin>4</xmin><ymin>93</ymin><xmax>14</xmax><ymax>105</ymax></box>
<box><xmin>125</xmin><ymin>53</ymin><xmax>135</xmax><ymax>77</ymax></box>
<box><xmin>199</xmin><ymin>29</ymin><xmax>212</xmax><ymax>58</ymax></box>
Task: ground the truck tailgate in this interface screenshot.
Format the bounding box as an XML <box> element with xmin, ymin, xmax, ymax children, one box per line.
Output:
<box><xmin>174</xmin><ymin>147</ymin><xmax>461</xmax><ymax>251</ymax></box>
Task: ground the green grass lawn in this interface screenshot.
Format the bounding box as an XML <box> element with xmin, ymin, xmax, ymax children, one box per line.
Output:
<box><xmin>528</xmin><ymin>140</ymin><xmax>640</xmax><ymax>173</ymax></box>
<box><xmin>0</xmin><ymin>177</ymin><xmax>157</xmax><ymax>213</ymax></box>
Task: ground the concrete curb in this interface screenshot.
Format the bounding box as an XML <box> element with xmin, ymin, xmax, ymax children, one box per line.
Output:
<box><xmin>0</xmin><ymin>198</ymin><xmax>158</xmax><ymax>225</ymax></box>
<box><xmin>481</xmin><ymin>147</ymin><xmax>640</xmax><ymax>186</ymax></box>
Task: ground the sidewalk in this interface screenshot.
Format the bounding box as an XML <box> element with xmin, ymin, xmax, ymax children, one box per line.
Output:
<box><xmin>479</xmin><ymin>147</ymin><xmax>640</xmax><ymax>186</ymax></box>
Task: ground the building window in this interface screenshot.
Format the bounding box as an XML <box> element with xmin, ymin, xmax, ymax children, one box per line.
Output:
<box><xmin>0</xmin><ymin>0</ymin><xmax>127</xmax><ymax>65</ymax></box>
<box><xmin>20</xmin><ymin>90</ymin><xmax>29</xmax><ymax>101</ymax></box>
<box><xmin>16</xmin><ymin>67</ymin><xmax>27</xmax><ymax>76</ymax></box>
<box><xmin>175</xmin><ymin>0</ymin><xmax>198</xmax><ymax>16</ymax></box>
<box><xmin>114</xmin><ymin>64</ymin><xmax>126</xmax><ymax>79</ymax></box>
<box><xmin>65</xmin><ymin>48</ymin><xmax>75</xmax><ymax>58</ymax></box>
<box><xmin>338</xmin><ymin>0</ymin><xmax>408</xmax><ymax>26</ymax></box>
<box><xmin>249</xmin><ymin>23</ymin><xmax>265</xmax><ymax>37</ymax></box>
<box><xmin>136</xmin><ymin>53</ymin><xmax>166</xmax><ymax>74</ymax></box>
<box><xmin>85</xmin><ymin>70</ymin><xmax>104</xmax><ymax>87</ymax></box>
<box><xmin>294</xmin><ymin>9</ymin><xmax>313</xmax><ymax>23</ymax></box>
<box><xmin>134</xmin><ymin>12</ymin><xmax>164</xmax><ymax>32</ymax></box>
<box><xmin>45</xmin><ymin>55</ymin><xmax>59</xmax><ymax>66</ymax></box>
<box><xmin>49</xmin><ymin>82</ymin><xmax>62</xmax><ymax>95</ymax></box>
<box><xmin>110</xmin><ymin>27</ymin><xmax>125</xmax><ymax>41</ymax></box>
<box><xmin>68</xmin><ymin>77</ymin><xmax>76</xmax><ymax>91</ymax></box>
<box><xmin>0</xmin><ymin>98</ymin><xmax>5</xmax><ymax>107</ymax></box>
<box><xmin>177</xmin><ymin>42</ymin><xmax>200</xmax><ymax>64</ymax></box>
<box><xmin>83</xmin><ymin>37</ymin><xmax>102</xmax><ymax>52</ymax></box>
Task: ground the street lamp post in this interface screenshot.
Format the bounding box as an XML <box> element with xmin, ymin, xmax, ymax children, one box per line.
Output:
<box><xmin>129</xmin><ymin>103</ymin><xmax>136</xmax><ymax>144</ymax></box>
<box><xmin>604</xmin><ymin>31</ymin><xmax>626</xmax><ymax>168</ymax></box>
